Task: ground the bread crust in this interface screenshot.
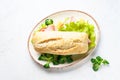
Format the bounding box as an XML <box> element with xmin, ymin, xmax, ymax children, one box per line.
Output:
<box><xmin>32</xmin><ymin>31</ymin><xmax>88</xmax><ymax>55</ymax></box>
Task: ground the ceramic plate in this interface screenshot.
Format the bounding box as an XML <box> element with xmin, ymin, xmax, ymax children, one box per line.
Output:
<box><xmin>28</xmin><ymin>10</ymin><xmax>100</xmax><ymax>70</ymax></box>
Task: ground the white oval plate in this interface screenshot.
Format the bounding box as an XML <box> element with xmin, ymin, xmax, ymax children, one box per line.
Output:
<box><xmin>28</xmin><ymin>10</ymin><xmax>100</xmax><ymax>70</ymax></box>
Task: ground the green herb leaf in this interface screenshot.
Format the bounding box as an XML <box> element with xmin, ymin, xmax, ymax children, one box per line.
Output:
<box><xmin>91</xmin><ymin>56</ymin><xmax>109</xmax><ymax>71</ymax></box>
<box><xmin>38</xmin><ymin>54</ymin><xmax>47</xmax><ymax>61</ymax></box>
<box><xmin>43</xmin><ymin>62</ymin><xmax>50</xmax><ymax>69</ymax></box>
<box><xmin>91</xmin><ymin>58</ymin><xmax>97</xmax><ymax>64</ymax></box>
<box><xmin>96</xmin><ymin>56</ymin><xmax>103</xmax><ymax>61</ymax></box>
<box><xmin>45</xmin><ymin>19</ymin><xmax>53</xmax><ymax>26</ymax></box>
<box><xmin>96</xmin><ymin>56</ymin><xmax>103</xmax><ymax>65</ymax></box>
<box><xmin>66</xmin><ymin>56</ymin><xmax>73</xmax><ymax>63</ymax></box>
<box><xmin>93</xmin><ymin>63</ymin><xmax>100</xmax><ymax>71</ymax></box>
<box><xmin>53</xmin><ymin>60</ymin><xmax>59</xmax><ymax>65</ymax></box>
<box><xmin>102</xmin><ymin>60</ymin><xmax>109</xmax><ymax>65</ymax></box>
<box><xmin>58</xmin><ymin>58</ymin><xmax>66</xmax><ymax>64</ymax></box>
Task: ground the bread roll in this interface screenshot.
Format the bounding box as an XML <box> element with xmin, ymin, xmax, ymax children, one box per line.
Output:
<box><xmin>32</xmin><ymin>31</ymin><xmax>88</xmax><ymax>55</ymax></box>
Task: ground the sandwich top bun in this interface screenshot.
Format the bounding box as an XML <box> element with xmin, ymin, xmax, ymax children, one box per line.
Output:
<box><xmin>32</xmin><ymin>31</ymin><xmax>88</xmax><ymax>55</ymax></box>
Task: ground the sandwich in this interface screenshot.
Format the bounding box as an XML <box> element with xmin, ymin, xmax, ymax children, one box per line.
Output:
<box><xmin>31</xmin><ymin>18</ymin><xmax>96</xmax><ymax>68</ymax></box>
<box><xmin>32</xmin><ymin>31</ymin><xmax>89</xmax><ymax>55</ymax></box>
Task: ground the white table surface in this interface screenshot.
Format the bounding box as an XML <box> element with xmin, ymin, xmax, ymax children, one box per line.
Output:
<box><xmin>0</xmin><ymin>0</ymin><xmax>120</xmax><ymax>80</ymax></box>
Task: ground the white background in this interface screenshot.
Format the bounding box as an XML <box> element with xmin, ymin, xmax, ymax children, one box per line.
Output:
<box><xmin>0</xmin><ymin>0</ymin><xmax>120</xmax><ymax>80</ymax></box>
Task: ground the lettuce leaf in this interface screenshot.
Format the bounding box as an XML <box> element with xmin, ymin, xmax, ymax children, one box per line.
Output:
<box><xmin>58</xmin><ymin>19</ymin><xmax>96</xmax><ymax>49</ymax></box>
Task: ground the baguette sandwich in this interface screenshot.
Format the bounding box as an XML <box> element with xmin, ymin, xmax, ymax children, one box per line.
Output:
<box><xmin>32</xmin><ymin>31</ymin><xmax>89</xmax><ymax>55</ymax></box>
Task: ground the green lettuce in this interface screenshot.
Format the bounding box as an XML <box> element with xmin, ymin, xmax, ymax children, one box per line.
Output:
<box><xmin>58</xmin><ymin>19</ymin><xmax>96</xmax><ymax>49</ymax></box>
